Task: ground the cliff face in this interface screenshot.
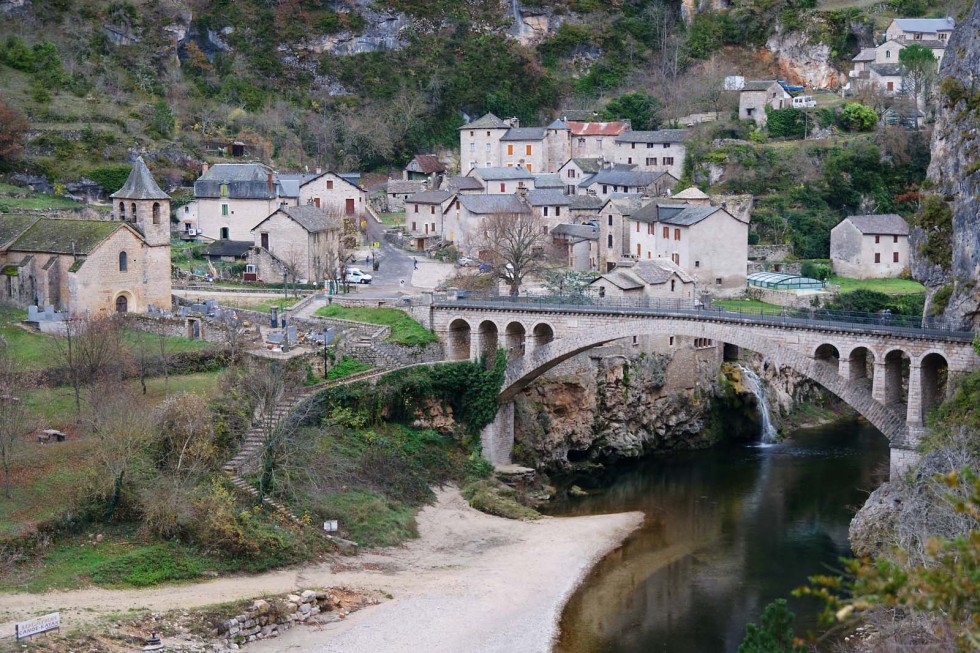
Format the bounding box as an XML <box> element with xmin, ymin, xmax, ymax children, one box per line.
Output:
<box><xmin>916</xmin><ymin>1</ymin><xmax>980</xmax><ymax>327</ymax></box>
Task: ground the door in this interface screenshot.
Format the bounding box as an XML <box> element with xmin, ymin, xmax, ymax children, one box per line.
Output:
<box><xmin>261</xmin><ymin>233</ymin><xmax>269</xmax><ymax>249</ymax></box>
<box><xmin>345</xmin><ymin>199</ymin><xmax>355</xmax><ymax>214</ymax></box>
<box><xmin>115</xmin><ymin>295</ymin><xmax>128</xmax><ymax>313</ymax></box>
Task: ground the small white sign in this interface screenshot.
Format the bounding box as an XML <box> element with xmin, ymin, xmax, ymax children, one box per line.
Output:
<box><xmin>16</xmin><ymin>612</ymin><xmax>60</xmax><ymax>640</ymax></box>
<box><xmin>323</xmin><ymin>520</ymin><xmax>338</xmax><ymax>532</ymax></box>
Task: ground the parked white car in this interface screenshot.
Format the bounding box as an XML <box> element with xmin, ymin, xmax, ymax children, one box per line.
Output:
<box><xmin>792</xmin><ymin>96</ymin><xmax>816</xmax><ymax>108</ymax></box>
<box><xmin>344</xmin><ymin>268</ymin><xmax>372</xmax><ymax>284</ymax></box>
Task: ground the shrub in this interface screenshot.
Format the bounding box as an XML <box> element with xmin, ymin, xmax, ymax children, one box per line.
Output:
<box><xmin>838</xmin><ymin>102</ymin><xmax>877</xmax><ymax>131</ymax></box>
<box><xmin>87</xmin><ymin>164</ymin><xmax>135</xmax><ymax>194</ymax></box>
<box><xmin>324</xmin><ymin>356</ymin><xmax>371</xmax><ymax>380</ymax></box>
<box><xmin>90</xmin><ymin>544</ymin><xmax>203</xmax><ymax>587</ymax></box>
<box><xmin>929</xmin><ymin>284</ymin><xmax>953</xmax><ymax>317</ymax></box>
<box><xmin>313</xmin><ymin>490</ymin><xmax>417</xmax><ymax>547</ymax></box>
<box><xmin>766</xmin><ymin>107</ymin><xmax>805</xmax><ymax>139</ymax></box>
<box><xmin>913</xmin><ymin>195</ymin><xmax>953</xmax><ymax>269</ymax></box>
<box><xmin>800</xmin><ymin>261</ymin><xmax>831</xmax><ymax>280</ymax></box>
<box><xmin>738</xmin><ymin>599</ymin><xmax>805</xmax><ymax>653</ymax></box>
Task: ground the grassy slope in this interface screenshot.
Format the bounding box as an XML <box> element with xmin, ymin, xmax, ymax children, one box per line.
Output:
<box><xmin>315</xmin><ymin>305</ymin><xmax>438</xmax><ymax>346</ymax></box>
<box><xmin>829</xmin><ymin>275</ymin><xmax>926</xmax><ymax>295</ymax></box>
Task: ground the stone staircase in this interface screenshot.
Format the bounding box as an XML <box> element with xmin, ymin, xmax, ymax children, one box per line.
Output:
<box><xmin>221</xmin><ymin>363</ymin><xmax>443</xmax><ymax>529</ymax></box>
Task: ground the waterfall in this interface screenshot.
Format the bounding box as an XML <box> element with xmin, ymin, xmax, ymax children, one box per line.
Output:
<box><xmin>738</xmin><ymin>365</ymin><xmax>777</xmax><ymax>444</ymax></box>
<box><xmin>512</xmin><ymin>0</ymin><xmax>521</xmax><ymax>27</ymax></box>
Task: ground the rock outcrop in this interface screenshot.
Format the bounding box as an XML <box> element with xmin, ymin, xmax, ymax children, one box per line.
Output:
<box><xmin>915</xmin><ymin>1</ymin><xmax>980</xmax><ymax>328</ymax></box>
<box><xmin>766</xmin><ymin>30</ymin><xmax>841</xmax><ymax>89</ymax></box>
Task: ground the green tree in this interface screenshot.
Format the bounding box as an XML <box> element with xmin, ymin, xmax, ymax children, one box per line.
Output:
<box><xmin>899</xmin><ymin>44</ymin><xmax>937</xmax><ymax>129</ymax></box>
<box><xmin>838</xmin><ymin>102</ymin><xmax>878</xmax><ymax>131</ymax></box>
<box><xmin>0</xmin><ymin>100</ymin><xmax>28</xmax><ymax>164</ymax></box>
<box><xmin>766</xmin><ymin>107</ymin><xmax>806</xmax><ymax>138</ymax></box>
<box><xmin>151</xmin><ymin>101</ymin><xmax>175</xmax><ymax>139</ymax></box>
<box><xmin>600</xmin><ymin>92</ymin><xmax>663</xmax><ymax>130</ymax></box>
<box><xmin>738</xmin><ymin>599</ymin><xmax>806</xmax><ymax>653</ymax></box>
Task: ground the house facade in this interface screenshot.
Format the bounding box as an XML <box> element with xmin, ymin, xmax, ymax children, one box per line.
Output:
<box><xmin>738</xmin><ymin>81</ymin><xmax>791</xmax><ymax>126</ymax></box>
<box><xmin>589</xmin><ymin>259</ymin><xmax>695</xmax><ymax>302</ymax></box>
<box><xmin>567</xmin><ymin>121</ymin><xmax>630</xmax><ymax>159</ymax></box>
<box><xmin>612</xmin><ymin>130</ymin><xmax>688</xmax><ymax>179</ymax></box>
<box><xmin>441</xmin><ymin>194</ymin><xmax>530</xmax><ymax>256</ymax></box>
<box><xmin>405</xmin><ymin>190</ymin><xmax>454</xmax><ymax>249</ymax></box>
<box><xmin>403</xmin><ymin>154</ymin><xmax>446</xmax><ymax>181</ymax></box>
<box><xmin>578</xmin><ymin>168</ymin><xmax>677</xmax><ymax>200</ymax></box>
<box><xmin>249</xmin><ymin>205</ymin><xmax>341</xmax><ymax>284</ymax></box>
<box><xmin>468</xmin><ymin>167</ymin><xmax>535</xmax><ymax>194</ymax></box>
<box><xmin>830</xmin><ymin>214</ymin><xmax>910</xmax><ymax>279</ymax></box>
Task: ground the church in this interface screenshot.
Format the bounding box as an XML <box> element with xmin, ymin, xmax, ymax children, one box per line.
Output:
<box><xmin>0</xmin><ymin>157</ymin><xmax>172</xmax><ymax>315</ymax></box>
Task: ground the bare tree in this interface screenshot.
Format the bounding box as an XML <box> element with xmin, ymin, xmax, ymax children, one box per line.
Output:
<box><xmin>50</xmin><ymin>316</ymin><xmax>128</xmax><ymax>417</ymax></box>
<box><xmin>480</xmin><ymin>211</ymin><xmax>550</xmax><ymax>296</ymax></box>
<box><xmin>0</xmin><ymin>347</ymin><xmax>33</xmax><ymax>499</ymax></box>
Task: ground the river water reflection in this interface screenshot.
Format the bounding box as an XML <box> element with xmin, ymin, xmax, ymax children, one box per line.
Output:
<box><xmin>551</xmin><ymin>419</ymin><xmax>890</xmax><ymax>653</ymax></box>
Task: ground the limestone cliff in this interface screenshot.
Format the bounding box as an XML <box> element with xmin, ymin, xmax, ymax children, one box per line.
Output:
<box><xmin>914</xmin><ymin>1</ymin><xmax>980</xmax><ymax>327</ymax></box>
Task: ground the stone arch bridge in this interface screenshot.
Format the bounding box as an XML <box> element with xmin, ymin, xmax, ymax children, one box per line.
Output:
<box><xmin>420</xmin><ymin>299</ymin><xmax>978</xmax><ymax>473</ymax></box>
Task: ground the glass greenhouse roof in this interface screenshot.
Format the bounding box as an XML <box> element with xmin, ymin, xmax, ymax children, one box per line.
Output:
<box><xmin>747</xmin><ymin>272</ymin><xmax>826</xmax><ymax>290</ymax></box>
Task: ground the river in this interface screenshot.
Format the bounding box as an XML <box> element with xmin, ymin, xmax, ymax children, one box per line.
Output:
<box><xmin>550</xmin><ymin>419</ymin><xmax>890</xmax><ymax>653</ymax></box>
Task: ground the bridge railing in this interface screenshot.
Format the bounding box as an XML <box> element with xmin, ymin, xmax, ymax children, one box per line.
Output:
<box><xmin>433</xmin><ymin>293</ymin><xmax>976</xmax><ymax>340</ymax></box>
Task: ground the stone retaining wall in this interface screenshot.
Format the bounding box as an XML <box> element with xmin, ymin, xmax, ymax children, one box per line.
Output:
<box><xmin>218</xmin><ymin>590</ymin><xmax>348</xmax><ymax>648</ymax></box>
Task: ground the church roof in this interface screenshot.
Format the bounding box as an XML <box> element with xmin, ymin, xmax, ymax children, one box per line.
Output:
<box><xmin>0</xmin><ymin>214</ymin><xmax>40</xmax><ymax>249</ymax></box>
<box><xmin>9</xmin><ymin>219</ymin><xmax>127</xmax><ymax>254</ymax></box>
<box><xmin>110</xmin><ymin>156</ymin><xmax>169</xmax><ymax>200</ymax></box>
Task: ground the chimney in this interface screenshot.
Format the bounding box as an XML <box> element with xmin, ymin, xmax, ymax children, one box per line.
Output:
<box><xmin>267</xmin><ymin>173</ymin><xmax>274</xmax><ymax>194</ymax></box>
<box><xmin>315</xmin><ymin>166</ymin><xmax>322</xmax><ymax>174</ymax></box>
<box><xmin>516</xmin><ymin>185</ymin><xmax>529</xmax><ymax>200</ymax></box>
<box><xmin>201</xmin><ymin>161</ymin><xmax>209</xmax><ymax>175</ymax></box>
<box><xmin>422</xmin><ymin>179</ymin><xmax>430</xmax><ymax>191</ymax></box>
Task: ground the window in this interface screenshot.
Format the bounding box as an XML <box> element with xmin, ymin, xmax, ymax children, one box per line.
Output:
<box><xmin>151</xmin><ymin>202</ymin><xmax>161</xmax><ymax>224</ymax></box>
<box><xmin>578</xmin><ymin>137</ymin><xmax>585</xmax><ymax>144</ymax></box>
<box><xmin>608</xmin><ymin>215</ymin><xmax>613</xmax><ymax>226</ymax></box>
<box><xmin>430</xmin><ymin>206</ymin><xmax>435</xmax><ymax>215</ymax></box>
<box><xmin>674</xmin><ymin>228</ymin><xmax>681</xmax><ymax>241</ymax></box>
<box><xmin>715</xmin><ymin>277</ymin><xmax>722</xmax><ymax>285</ymax></box>
<box><xmin>636</xmin><ymin>223</ymin><xmax>640</xmax><ymax>233</ymax></box>
<box><xmin>887</xmin><ymin>81</ymin><xmax>894</xmax><ymax>91</ymax></box>
<box><xmin>670</xmin><ymin>279</ymin><xmax>675</xmax><ymax>292</ymax></box>
<box><xmin>663</xmin><ymin>226</ymin><xmax>669</xmax><ymax>239</ymax></box>
<box><xmin>663</xmin><ymin>157</ymin><xmax>674</xmax><ymax>165</ymax></box>
<box><xmin>118</xmin><ymin>251</ymin><xmax>127</xmax><ymax>272</ymax></box>
<box><xmin>526</xmin><ymin>145</ymin><xmax>532</xmax><ymax>156</ymax></box>
<box><xmin>747</xmin><ymin>108</ymin><xmax>755</xmax><ymax>116</ymax></box>
<box><xmin>669</xmin><ymin>336</ymin><xmax>674</xmax><ymax>346</ymax></box>
<box><xmin>663</xmin><ymin>143</ymin><xmax>670</xmax><ymax>149</ymax></box>
<box><xmin>602</xmin><ymin>185</ymin><xmax>608</xmax><ymax>194</ymax></box>
<box><xmin>260</xmin><ymin>232</ymin><xmax>269</xmax><ymax>249</ymax></box>
<box><xmin>220</xmin><ymin>227</ymin><xmax>229</xmax><ymax>240</ymax></box>
<box><xmin>486</xmin><ymin>131</ymin><xmax>490</xmax><ymax>136</ymax></box>
<box><xmin>673</xmin><ymin>253</ymin><xmax>680</xmax><ymax>264</ymax></box>
<box><xmin>131</xmin><ymin>202</ymin><xmax>137</xmax><ymax>218</ymax></box>
<box><xmin>893</xmin><ymin>235</ymin><xmax>898</xmax><ymax>243</ymax></box>
<box><xmin>470</xmin><ymin>143</ymin><xmax>475</xmax><ymax>153</ymax></box>
<box><xmin>486</xmin><ymin>143</ymin><xmax>491</xmax><ymax>153</ymax></box>
<box><xmin>431</xmin><ymin>222</ymin><xmax>436</xmax><ymax>232</ymax></box>
<box><xmin>875</xmin><ymin>235</ymin><xmax>880</xmax><ymax>244</ymax></box>
<box><xmin>647</xmin><ymin>224</ymin><xmax>654</xmax><ymax>235</ymax></box>
<box><xmin>893</xmin><ymin>252</ymin><xmax>899</xmax><ymax>263</ymax></box>
<box><xmin>607</xmin><ymin>234</ymin><xmax>613</xmax><ymax>248</ymax></box>
<box><xmin>627</xmin><ymin>158</ymin><xmax>632</xmax><ymax>165</ymax></box>
<box><xmin>875</xmin><ymin>252</ymin><xmax>881</xmax><ymax>263</ymax></box>
<box><xmin>555</xmin><ymin>207</ymin><xmax>560</xmax><ymax>217</ymax></box>
<box><xmin>221</xmin><ymin>204</ymin><xmax>229</xmax><ymax>216</ymax></box>
<box><xmin>219</xmin><ymin>184</ymin><xmax>228</xmax><ymax>197</ymax></box>
<box><xmin>470</xmin><ymin>131</ymin><xmax>474</xmax><ymax>136</ymax></box>
<box><xmin>414</xmin><ymin>205</ymin><xmax>419</xmax><ymax>213</ymax></box>
<box><xmin>647</xmin><ymin>143</ymin><xmax>654</xmax><ymax>149</ymax></box>
<box><xmin>567</xmin><ymin>169</ymin><xmax>575</xmax><ymax>178</ymax></box>
<box><xmin>632</xmin><ymin>336</ymin><xmax>638</xmax><ymax>345</ymax></box>
<box><xmin>500</xmin><ymin>183</ymin><xmax>506</xmax><ymax>193</ymax></box>
<box><xmin>507</xmin><ymin>144</ymin><xmax>514</xmax><ymax>155</ymax></box>
<box><xmin>326</xmin><ymin>179</ymin><xmax>334</xmax><ymax>190</ymax></box>
<box><xmin>695</xmin><ymin>260</ymin><xmax>700</xmax><ymax>268</ymax></box>
<box><xmin>631</xmin><ymin>143</ymin><xmax>636</xmax><ymax>150</ymax></box>
<box><xmin>526</xmin><ymin>164</ymin><xmax>532</xmax><ymax>172</ymax></box>
<box><xmin>544</xmin><ymin>207</ymin><xmax>549</xmax><ymax>216</ymax></box>
<box><xmin>637</xmin><ymin>243</ymin><xmax>641</xmax><ymax>256</ymax></box>
<box><xmin>886</xmin><ymin>50</ymin><xmax>892</xmax><ymax>59</ymax></box>
<box><xmin>412</xmin><ymin>222</ymin><xmax>417</xmax><ymax>231</ymax></box>
<box><xmin>646</xmin><ymin>158</ymin><xmax>657</xmax><ymax>166</ymax></box>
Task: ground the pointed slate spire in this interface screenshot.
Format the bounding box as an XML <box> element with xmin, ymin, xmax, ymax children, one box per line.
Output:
<box><xmin>110</xmin><ymin>156</ymin><xmax>169</xmax><ymax>200</ymax></box>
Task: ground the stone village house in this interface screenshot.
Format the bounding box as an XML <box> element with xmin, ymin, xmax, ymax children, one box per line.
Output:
<box><xmin>249</xmin><ymin>205</ymin><xmax>342</xmax><ymax>284</ymax></box>
<box><xmin>738</xmin><ymin>81</ymin><xmax>791</xmax><ymax>126</ymax></box>
<box><xmin>0</xmin><ymin>157</ymin><xmax>171</xmax><ymax>315</ymax></box>
<box><xmin>830</xmin><ymin>214</ymin><xmax>910</xmax><ymax>279</ymax></box>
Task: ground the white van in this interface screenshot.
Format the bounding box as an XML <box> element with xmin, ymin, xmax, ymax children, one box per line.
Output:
<box><xmin>792</xmin><ymin>96</ymin><xmax>816</xmax><ymax>108</ymax></box>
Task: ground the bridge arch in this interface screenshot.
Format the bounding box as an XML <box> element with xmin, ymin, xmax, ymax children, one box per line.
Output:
<box><xmin>844</xmin><ymin>345</ymin><xmax>876</xmax><ymax>382</ymax></box>
<box><xmin>531</xmin><ymin>322</ymin><xmax>555</xmax><ymax>349</ymax></box>
<box><xmin>919</xmin><ymin>352</ymin><xmax>949</xmax><ymax>419</ymax></box>
<box><xmin>882</xmin><ymin>348</ymin><xmax>910</xmax><ymax>406</ymax></box>
<box><xmin>499</xmin><ymin>318</ymin><xmax>909</xmax><ymax>443</ymax></box>
<box><xmin>477</xmin><ymin>320</ymin><xmax>499</xmax><ymax>363</ymax></box>
<box><xmin>814</xmin><ymin>343</ymin><xmax>841</xmax><ymax>373</ymax></box>
<box><xmin>447</xmin><ymin>318</ymin><xmax>472</xmax><ymax>361</ymax></box>
<box><xmin>504</xmin><ymin>321</ymin><xmax>527</xmax><ymax>360</ymax></box>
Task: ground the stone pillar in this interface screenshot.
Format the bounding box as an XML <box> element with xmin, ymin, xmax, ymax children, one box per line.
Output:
<box><xmin>838</xmin><ymin>357</ymin><xmax>851</xmax><ymax>381</ymax></box>
<box><xmin>480</xmin><ymin>402</ymin><xmax>514</xmax><ymax>466</ymax></box>
<box><xmin>523</xmin><ymin>334</ymin><xmax>535</xmax><ymax>356</ymax></box>
<box><xmin>470</xmin><ymin>330</ymin><xmax>481</xmax><ymax>363</ymax></box>
<box><xmin>872</xmin><ymin>361</ymin><xmax>887</xmax><ymax>403</ymax></box>
<box><xmin>889</xmin><ymin>444</ymin><xmax>920</xmax><ymax>479</ymax></box>
<box><xmin>906</xmin><ymin>362</ymin><xmax>922</xmax><ymax>427</ymax></box>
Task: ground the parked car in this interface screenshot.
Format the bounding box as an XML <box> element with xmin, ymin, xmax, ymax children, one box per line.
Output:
<box><xmin>792</xmin><ymin>95</ymin><xmax>816</xmax><ymax>108</ymax></box>
<box><xmin>456</xmin><ymin>256</ymin><xmax>478</xmax><ymax>267</ymax></box>
<box><xmin>344</xmin><ymin>268</ymin><xmax>373</xmax><ymax>284</ymax></box>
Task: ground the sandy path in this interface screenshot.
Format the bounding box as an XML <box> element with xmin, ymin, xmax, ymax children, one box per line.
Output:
<box><xmin>0</xmin><ymin>489</ymin><xmax>642</xmax><ymax>651</ymax></box>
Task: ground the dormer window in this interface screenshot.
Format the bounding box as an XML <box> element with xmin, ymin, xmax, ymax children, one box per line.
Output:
<box><xmin>219</xmin><ymin>184</ymin><xmax>229</xmax><ymax>197</ymax></box>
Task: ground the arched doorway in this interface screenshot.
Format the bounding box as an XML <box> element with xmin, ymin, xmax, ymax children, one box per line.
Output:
<box><xmin>115</xmin><ymin>295</ymin><xmax>128</xmax><ymax>313</ymax></box>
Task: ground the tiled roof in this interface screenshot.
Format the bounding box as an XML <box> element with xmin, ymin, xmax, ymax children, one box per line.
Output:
<box><xmin>570</xmin><ymin>195</ymin><xmax>605</xmax><ymax>210</ymax></box>
<box><xmin>844</xmin><ymin>214</ymin><xmax>909</xmax><ymax>235</ymax></box>
<box><xmin>500</xmin><ymin>127</ymin><xmax>547</xmax><ymax>141</ymax></box>
<box><xmin>280</xmin><ymin>205</ymin><xmax>342</xmax><ymax>232</ymax></box>
<box><xmin>614</xmin><ymin>129</ymin><xmax>687</xmax><ymax>144</ymax></box>
<box><xmin>742</xmin><ymin>80</ymin><xmax>779</xmax><ymax>91</ymax></box>
<box><xmin>461</xmin><ymin>113</ymin><xmax>509</xmax><ymax>129</ymax></box>
<box><xmin>532</xmin><ymin>173</ymin><xmax>564</xmax><ymax>189</ymax></box>
<box><xmin>407</xmin><ymin>190</ymin><xmax>453</xmax><ymax>205</ymax></box>
<box><xmin>671</xmin><ymin>187</ymin><xmax>709</xmax><ymax>200</ymax></box>
<box><xmin>472</xmin><ymin>167</ymin><xmax>534</xmax><ymax>181</ymax></box>
<box><xmin>893</xmin><ymin>17</ymin><xmax>955</xmax><ymax>32</ymax></box>
<box><xmin>0</xmin><ymin>214</ymin><xmax>39</xmax><ymax>249</ymax></box>
<box><xmin>871</xmin><ymin>63</ymin><xmax>902</xmax><ymax>76</ymax></box>
<box><xmin>853</xmin><ymin>48</ymin><xmax>877</xmax><ymax>62</ymax></box>
<box><xmin>551</xmin><ymin>223</ymin><xmax>598</xmax><ymax>240</ymax></box>
<box><xmin>547</xmin><ymin>119</ymin><xmax>571</xmax><ymax>131</ymax></box>
<box><xmin>527</xmin><ymin>189</ymin><xmax>571</xmax><ymax>206</ymax></box>
<box><xmin>387</xmin><ymin>180</ymin><xmax>425</xmax><ymax>194</ymax></box>
<box><xmin>199</xmin><ymin>163</ymin><xmax>274</xmax><ymax>182</ymax></box>
<box><xmin>408</xmin><ymin>154</ymin><xmax>446</xmax><ymax>174</ymax></box>
<box><xmin>10</xmin><ymin>218</ymin><xmax>125</xmax><ymax>254</ymax></box>
<box><xmin>602</xmin><ymin>196</ymin><xmax>646</xmax><ymax>215</ymax></box>
<box><xmin>596</xmin><ymin>267</ymin><xmax>644</xmax><ymax>290</ymax></box>
<box><xmin>658</xmin><ymin>204</ymin><xmax>719</xmax><ymax>226</ymax></box>
<box><xmin>110</xmin><ymin>156</ymin><xmax>169</xmax><ymax>200</ymax></box>
<box><xmin>570</xmin><ymin>158</ymin><xmax>603</xmax><ymax>174</ymax></box>
<box><xmin>579</xmin><ymin>169</ymin><xmax>667</xmax><ymax>188</ymax></box>
<box><xmin>203</xmin><ymin>240</ymin><xmax>252</xmax><ymax>258</ymax></box>
<box><xmin>443</xmin><ymin>176</ymin><xmax>484</xmax><ymax>192</ymax></box>
<box><xmin>456</xmin><ymin>194</ymin><xmax>529</xmax><ymax>215</ymax></box>
<box><xmin>631</xmin><ymin>259</ymin><xmax>694</xmax><ymax>284</ymax></box>
<box><xmin>566</xmin><ymin>121</ymin><xmax>629</xmax><ymax>136</ymax></box>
